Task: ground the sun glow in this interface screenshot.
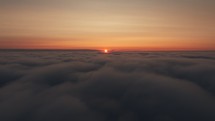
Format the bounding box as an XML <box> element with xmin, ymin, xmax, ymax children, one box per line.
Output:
<box><xmin>104</xmin><ymin>49</ymin><xmax>109</xmax><ymax>54</ymax></box>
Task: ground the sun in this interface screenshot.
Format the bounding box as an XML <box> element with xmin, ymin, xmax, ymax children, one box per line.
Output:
<box><xmin>104</xmin><ymin>49</ymin><xmax>109</xmax><ymax>54</ymax></box>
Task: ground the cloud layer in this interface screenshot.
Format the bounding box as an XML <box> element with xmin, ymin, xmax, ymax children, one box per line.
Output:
<box><xmin>0</xmin><ymin>50</ymin><xmax>215</xmax><ymax>121</ymax></box>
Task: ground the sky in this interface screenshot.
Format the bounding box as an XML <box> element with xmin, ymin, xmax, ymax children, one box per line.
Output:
<box><xmin>0</xmin><ymin>0</ymin><xmax>215</xmax><ymax>50</ymax></box>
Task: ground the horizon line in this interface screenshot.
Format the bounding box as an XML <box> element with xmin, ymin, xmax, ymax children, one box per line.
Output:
<box><xmin>0</xmin><ymin>48</ymin><xmax>214</xmax><ymax>52</ymax></box>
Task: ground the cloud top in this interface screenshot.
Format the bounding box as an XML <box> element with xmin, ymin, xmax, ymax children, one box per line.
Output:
<box><xmin>0</xmin><ymin>50</ymin><xmax>215</xmax><ymax>121</ymax></box>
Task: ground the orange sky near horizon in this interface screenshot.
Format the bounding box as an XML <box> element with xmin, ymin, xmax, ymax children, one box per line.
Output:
<box><xmin>0</xmin><ymin>0</ymin><xmax>215</xmax><ymax>50</ymax></box>
<box><xmin>0</xmin><ymin>37</ymin><xmax>214</xmax><ymax>51</ymax></box>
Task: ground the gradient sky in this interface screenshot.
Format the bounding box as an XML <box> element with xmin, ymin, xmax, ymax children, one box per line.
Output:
<box><xmin>0</xmin><ymin>0</ymin><xmax>215</xmax><ymax>50</ymax></box>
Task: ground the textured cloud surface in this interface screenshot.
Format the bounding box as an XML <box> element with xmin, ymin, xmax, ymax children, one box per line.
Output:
<box><xmin>0</xmin><ymin>50</ymin><xmax>215</xmax><ymax>121</ymax></box>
